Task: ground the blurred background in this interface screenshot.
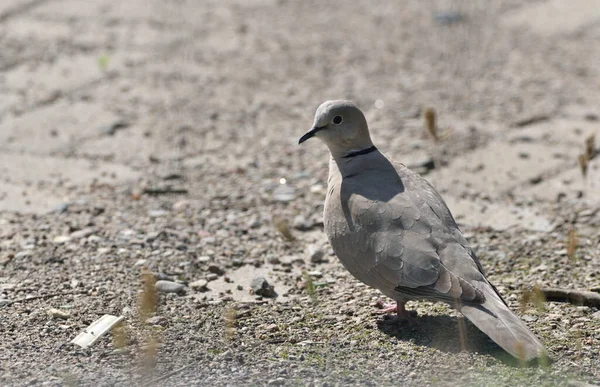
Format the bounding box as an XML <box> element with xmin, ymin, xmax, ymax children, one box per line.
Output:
<box><xmin>1</xmin><ymin>0</ymin><xmax>599</xmax><ymax>385</ymax></box>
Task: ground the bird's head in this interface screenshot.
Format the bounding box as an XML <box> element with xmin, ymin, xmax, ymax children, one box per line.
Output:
<box><xmin>299</xmin><ymin>100</ymin><xmax>373</xmax><ymax>158</ymax></box>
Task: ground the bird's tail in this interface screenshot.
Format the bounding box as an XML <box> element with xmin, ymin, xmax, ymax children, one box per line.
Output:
<box><xmin>458</xmin><ymin>283</ymin><xmax>547</xmax><ymax>362</ymax></box>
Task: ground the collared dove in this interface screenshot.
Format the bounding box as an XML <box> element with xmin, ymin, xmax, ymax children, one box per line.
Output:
<box><xmin>299</xmin><ymin>100</ymin><xmax>547</xmax><ymax>362</ymax></box>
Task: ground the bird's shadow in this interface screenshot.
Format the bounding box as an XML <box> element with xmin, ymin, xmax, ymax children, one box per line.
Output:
<box><xmin>376</xmin><ymin>313</ymin><xmax>523</xmax><ymax>366</ymax></box>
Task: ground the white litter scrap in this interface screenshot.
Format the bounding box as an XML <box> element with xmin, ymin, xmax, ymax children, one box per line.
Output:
<box><xmin>71</xmin><ymin>314</ymin><xmax>124</xmax><ymax>349</ymax></box>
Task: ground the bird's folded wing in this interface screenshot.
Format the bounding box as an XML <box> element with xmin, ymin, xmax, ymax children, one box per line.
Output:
<box><xmin>348</xmin><ymin>183</ymin><xmax>485</xmax><ymax>304</ymax></box>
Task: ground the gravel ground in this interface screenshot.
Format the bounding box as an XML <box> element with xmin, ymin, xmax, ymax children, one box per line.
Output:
<box><xmin>1</xmin><ymin>0</ymin><xmax>600</xmax><ymax>386</ymax></box>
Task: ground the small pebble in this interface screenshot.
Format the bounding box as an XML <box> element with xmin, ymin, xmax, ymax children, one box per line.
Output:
<box><xmin>309</xmin><ymin>184</ymin><xmax>324</xmax><ymax>194</ymax></box>
<box><xmin>190</xmin><ymin>279</ymin><xmax>208</xmax><ymax>290</ymax></box>
<box><xmin>433</xmin><ymin>11</ymin><xmax>464</xmax><ymax>25</ymax></box>
<box><xmin>308</xmin><ymin>245</ymin><xmax>325</xmax><ymax>263</ymax></box>
<box><xmin>292</xmin><ymin>215</ymin><xmax>311</xmax><ymax>231</ymax></box>
<box><xmin>208</xmin><ymin>265</ymin><xmax>225</xmax><ymax>275</ymax></box>
<box><xmin>172</xmin><ymin>200</ymin><xmax>191</xmax><ymax>211</ymax></box>
<box><xmin>202</xmin><ymin>236</ymin><xmax>216</xmax><ymax>245</ymax></box>
<box><xmin>206</xmin><ymin>273</ymin><xmax>218</xmax><ymax>281</ymax></box>
<box><xmin>155</xmin><ymin>280</ymin><xmax>186</xmax><ymax>294</ymax></box>
<box><xmin>87</xmin><ymin>235</ymin><xmax>103</xmax><ymax>243</ymax></box>
<box><xmin>216</xmin><ymin>229</ymin><xmax>229</xmax><ymax>238</ymax></box>
<box><xmin>266</xmin><ymin>323</ymin><xmax>279</xmax><ymax>332</ymax></box>
<box><xmin>522</xmin><ymin>315</ymin><xmax>538</xmax><ymax>322</ymax></box>
<box><xmin>197</xmin><ymin>256</ymin><xmax>211</xmax><ymax>263</ymax></box>
<box><xmin>148</xmin><ymin>210</ymin><xmax>168</xmax><ymax>217</ymax></box>
<box><xmin>54</xmin><ymin>203</ymin><xmax>69</xmax><ymax>213</ymax></box>
<box><xmin>53</xmin><ymin>235</ymin><xmax>71</xmax><ymax>244</ymax></box>
<box><xmin>251</xmin><ymin>277</ymin><xmax>277</xmax><ymax>298</ymax></box>
<box><xmin>70</xmin><ymin>228</ymin><xmax>95</xmax><ymax>240</ymax></box>
<box><xmin>266</xmin><ymin>256</ymin><xmax>280</xmax><ymax>264</ymax></box>
<box><xmin>246</xmin><ymin>218</ymin><xmax>261</xmax><ymax>229</ymax></box>
<box><xmin>147</xmin><ymin>316</ymin><xmax>167</xmax><ymax>325</ymax></box>
<box><xmin>48</xmin><ymin>308</ymin><xmax>70</xmax><ymax>320</ymax></box>
<box><xmin>272</xmin><ymin>184</ymin><xmax>296</xmax><ymax>202</ymax></box>
<box><xmin>280</xmin><ymin>256</ymin><xmax>303</xmax><ymax>267</ymax></box>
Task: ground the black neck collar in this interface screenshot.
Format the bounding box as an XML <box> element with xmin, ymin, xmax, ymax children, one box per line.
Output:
<box><xmin>342</xmin><ymin>145</ymin><xmax>378</xmax><ymax>158</ymax></box>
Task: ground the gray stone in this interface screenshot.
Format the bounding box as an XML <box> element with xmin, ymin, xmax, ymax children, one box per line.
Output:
<box><xmin>148</xmin><ymin>210</ymin><xmax>168</xmax><ymax>217</ymax></box>
<box><xmin>279</xmin><ymin>255</ymin><xmax>304</xmax><ymax>267</ymax></box>
<box><xmin>70</xmin><ymin>228</ymin><xmax>95</xmax><ymax>240</ymax></box>
<box><xmin>272</xmin><ymin>184</ymin><xmax>296</xmax><ymax>202</ymax></box>
<box><xmin>307</xmin><ymin>244</ymin><xmax>325</xmax><ymax>263</ymax></box>
<box><xmin>251</xmin><ymin>277</ymin><xmax>277</xmax><ymax>298</ymax></box>
<box><xmin>53</xmin><ymin>235</ymin><xmax>71</xmax><ymax>244</ymax></box>
<box><xmin>190</xmin><ymin>279</ymin><xmax>208</xmax><ymax>291</ymax></box>
<box><xmin>208</xmin><ymin>265</ymin><xmax>225</xmax><ymax>275</ymax></box>
<box><xmin>197</xmin><ymin>256</ymin><xmax>211</xmax><ymax>263</ymax></box>
<box><xmin>206</xmin><ymin>273</ymin><xmax>218</xmax><ymax>282</ymax></box>
<box><xmin>147</xmin><ymin>316</ymin><xmax>167</xmax><ymax>326</ymax></box>
<box><xmin>521</xmin><ymin>315</ymin><xmax>538</xmax><ymax>323</ymax></box>
<box><xmin>215</xmin><ymin>229</ymin><xmax>229</xmax><ymax>238</ymax></box>
<box><xmin>292</xmin><ymin>215</ymin><xmax>311</xmax><ymax>231</ymax></box>
<box><xmin>54</xmin><ymin>203</ymin><xmax>69</xmax><ymax>213</ymax></box>
<box><xmin>155</xmin><ymin>280</ymin><xmax>186</xmax><ymax>294</ymax></box>
<box><xmin>15</xmin><ymin>251</ymin><xmax>32</xmax><ymax>259</ymax></box>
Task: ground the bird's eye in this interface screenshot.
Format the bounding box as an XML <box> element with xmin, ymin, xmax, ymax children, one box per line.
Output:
<box><xmin>333</xmin><ymin>115</ymin><xmax>343</xmax><ymax>125</ymax></box>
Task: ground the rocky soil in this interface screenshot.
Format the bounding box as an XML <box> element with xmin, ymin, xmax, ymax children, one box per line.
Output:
<box><xmin>1</xmin><ymin>0</ymin><xmax>600</xmax><ymax>386</ymax></box>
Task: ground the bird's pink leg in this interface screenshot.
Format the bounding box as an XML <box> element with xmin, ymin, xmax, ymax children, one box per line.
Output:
<box><xmin>376</xmin><ymin>300</ymin><xmax>399</xmax><ymax>314</ymax></box>
<box><xmin>376</xmin><ymin>300</ymin><xmax>417</xmax><ymax>324</ymax></box>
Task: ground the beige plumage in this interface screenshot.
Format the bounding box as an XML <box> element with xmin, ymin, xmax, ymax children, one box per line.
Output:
<box><xmin>299</xmin><ymin>100</ymin><xmax>547</xmax><ymax>361</ymax></box>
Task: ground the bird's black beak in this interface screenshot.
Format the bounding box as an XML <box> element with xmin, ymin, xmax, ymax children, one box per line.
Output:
<box><xmin>298</xmin><ymin>126</ymin><xmax>325</xmax><ymax>144</ymax></box>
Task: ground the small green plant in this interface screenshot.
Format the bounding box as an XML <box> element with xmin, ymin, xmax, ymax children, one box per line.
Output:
<box><xmin>278</xmin><ymin>347</ymin><xmax>289</xmax><ymax>360</ymax></box>
<box><xmin>303</xmin><ymin>271</ymin><xmax>318</xmax><ymax>304</ymax></box>
<box><xmin>98</xmin><ymin>54</ymin><xmax>110</xmax><ymax>70</ymax></box>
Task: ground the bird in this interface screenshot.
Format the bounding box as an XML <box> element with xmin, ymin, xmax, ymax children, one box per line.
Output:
<box><xmin>298</xmin><ymin>100</ymin><xmax>547</xmax><ymax>362</ymax></box>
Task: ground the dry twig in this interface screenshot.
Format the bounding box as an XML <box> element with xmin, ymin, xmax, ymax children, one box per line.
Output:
<box><xmin>2</xmin><ymin>290</ymin><xmax>88</xmax><ymax>306</ymax></box>
<box><xmin>540</xmin><ymin>288</ymin><xmax>600</xmax><ymax>308</ymax></box>
<box><xmin>143</xmin><ymin>186</ymin><xmax>188</xmax><ymax>195</ymax></box>
<box><xmin>143</xmin><ymin>364</ymin><xmax>193</xmax><ymax>386</ymax></box>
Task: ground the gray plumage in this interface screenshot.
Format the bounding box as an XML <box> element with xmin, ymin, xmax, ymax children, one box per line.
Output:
<box><xmin>299</xmin><ymin>100</ymin><xmax>547</xmax><ymax>361</ymax></box>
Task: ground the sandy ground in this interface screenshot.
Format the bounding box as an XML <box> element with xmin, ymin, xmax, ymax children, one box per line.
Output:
<box><xmin>1</xmin><ymin>0</ymin><xmax>600</xmax><ymax>385</ymax></box>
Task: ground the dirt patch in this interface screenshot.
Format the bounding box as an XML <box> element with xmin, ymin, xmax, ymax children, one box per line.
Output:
<box><xmin>1</xmin><ymin>0</ymin><xmax>599</xmax><ymax>386</ymax></box>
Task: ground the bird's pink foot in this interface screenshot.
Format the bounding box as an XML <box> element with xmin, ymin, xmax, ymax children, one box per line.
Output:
<box><xmin>375</xmin><ymin>300</ymin><xmax>399</xmax><ymax>314</ymax></box>
<box><xmin>375</xmin><ymin>300</ymin><xmax>417</xmax><ymax>325</ymax></box>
